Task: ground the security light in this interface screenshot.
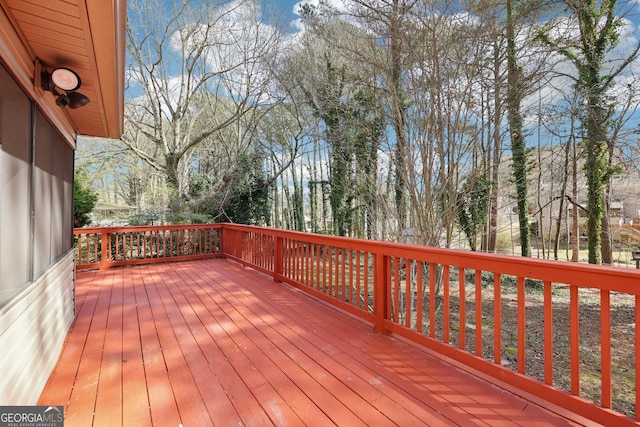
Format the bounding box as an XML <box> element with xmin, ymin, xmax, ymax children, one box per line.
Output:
<box><xmin>51</xmin><ymin>68</ymin><xmax>81</xmax><ymax>91</ymax></box>
<box><xmin>39</xmin><ymin>63</ymin><xmax>90</xmax><ymax>109</ymax></box>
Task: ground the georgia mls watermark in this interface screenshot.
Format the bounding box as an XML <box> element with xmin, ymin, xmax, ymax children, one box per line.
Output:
<box><xmin>0</xmin><ymin>406</ymin><xmax>63</xmax><ymax>427</ymax></box>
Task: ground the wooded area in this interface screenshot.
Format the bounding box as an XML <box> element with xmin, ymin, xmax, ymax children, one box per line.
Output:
<box><xmin>77</xmin><ymin>0</ymin><xmax>640</xmax><ymax>264</ymax></box>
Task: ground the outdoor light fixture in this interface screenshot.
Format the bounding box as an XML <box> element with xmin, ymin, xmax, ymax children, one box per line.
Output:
<box><xmin>39</xmin><ymin>63</ymin><xmax>90</xmax><ymax>109</ymax></box>
<box><xmin>51</xmin><ymin>68</ymin><xmax>81</xmax><ymax>91</ymax></box>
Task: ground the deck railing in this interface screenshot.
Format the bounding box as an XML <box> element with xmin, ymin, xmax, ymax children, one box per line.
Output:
<box><xmin>75</xmin><ymin>223</ymin><xmax>640</xmax><ymax>425</ymax></box>
<box><xmin>74</xmin><ymin>224</ymin><xmax>222</xmax><ymax>270</ymax></box>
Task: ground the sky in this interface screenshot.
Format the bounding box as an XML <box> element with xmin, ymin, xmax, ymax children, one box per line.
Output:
<box><xmin>264</xmin><ymin>0</ymin><xmax>304</xmax><ymax>31</ymax></box>
<box><xmin>276</xmin><ymin>0</ymin><xmax>303</xmax><ymax>18</ymax></box>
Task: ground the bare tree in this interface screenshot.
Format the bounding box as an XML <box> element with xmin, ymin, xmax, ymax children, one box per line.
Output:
<box><xmin>124</xmin><ymin>0</ymin><xmax>283</xmax><ymax>207</ymax></box>
<box><xmin>538</xmin><ymin>0</ymin><xmax>640</xmax><ymax>263</ymax></box>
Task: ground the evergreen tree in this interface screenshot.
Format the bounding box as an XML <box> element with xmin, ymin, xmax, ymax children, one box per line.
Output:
<box><xmin>74</xmin><ymin>169</ymin><xmax>98</xmax><ymax>227</ymax></box>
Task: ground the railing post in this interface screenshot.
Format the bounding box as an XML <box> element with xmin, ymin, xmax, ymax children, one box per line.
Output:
<box><xmin>219</xmin><ymin>225</ymin><xmax>225</xmax><ymax>256</ymax></box>
<box><xmin>274</xmin><ymin>236</ymin><xmax>283</xmax><ymax>283</ymax></box>
<box><xmin>374</xmin><ymin>252</ymin><xmax>389</xmax><ymax>334</ymax></box>
<box><xmin>100</xmin><ymin>229</ymin><xmax>109</xmax><ymax>270</ymax></box>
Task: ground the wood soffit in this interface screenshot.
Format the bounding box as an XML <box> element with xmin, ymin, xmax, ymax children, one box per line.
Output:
<box><xmin>1</xmin><ymin>0</ymin><xmax>125</xmax><ymax>139</ymax></box>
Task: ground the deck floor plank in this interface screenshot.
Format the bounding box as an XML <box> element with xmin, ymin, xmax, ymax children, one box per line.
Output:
<box><xmin>40</xmin><ymin>259</ymin><xmax>588</xmax><ymax>426</ymax></box>
<box><xmin>195</xmin><ymin>264</ymin><xmax>437</xmax><ymax>426</ymax></box>
<box><xmin>133</xmin><ymin>267</ymin><xmax>183</xmax><ymax>427</ymax></box>
<box><xmin>93</xmin><ymin>269</ymin><xmax>124</xmax><ymax>427</ymax></box>
<box><xmin>169</xmin><ymin>265</ymin><xmax>303</xmax><ymax>426</ymax></box>
<box><xmin>121</xmin><ymin>268</ymin><xmax>153</xmax><ymax>427</ymax></box>
<box><xmin>153</xmin><ymin>264</ymin><xmax>248</xmax><ymax>425</ymax></box>
<box><xmin>193</xmin><ymin>274</ymin><xmax>369</xmax><ymax>426</ymax></box>
<box><xmin>63</xmin><ymin>270</ymin><xmax>114</xmax><ymax>426</ymax></box>
<box><xmin>142</xmin><ymin>266</ymin><xmax>214</xmax><ymax>427</ymax></box>
<box><xmin>226</xmin><ymin>265</ymin><xmax>508</xmax><ymax>426</ymax></box>
<box><xmin>175</xmin><ymin>268</ymin><xmax>337</xmax><ymax>426</ymax></box>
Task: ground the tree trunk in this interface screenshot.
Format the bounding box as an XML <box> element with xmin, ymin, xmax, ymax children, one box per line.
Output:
<box><xmin>506</xmin><ymin>0</ymin><xmax>529</xmax><ymax>257</ymax></box>
<box><xmin>390</xmin><ymin>0</ymin><xmax>407</xmax><ymax>236</ymax></box>
<box><xmin>601</xmin><ymin>186</ymin><xmax>613</xmax><ymax>264</ymax></box>
<box><xmin>487</xmin><ymin>41</ymin><xmax>502</xmax><ymax>253</ymax></box>
<box><xmin>554</xmin><ymin>136</ymin><xmax>571</xmax><ymax>260</ymax></box>
<box><xmin>291</xmin><ymin>161</ymin><xmax>304</xmax><ymax>231</ymax></box>
<box><xmin>584</xmin><ymin>87</ymin><xmax>607</xmax><ymax>264</ymax></box>
<box><xmin>571</xmin><ymin>139</ymin><xmax>580</xmax><ymax>262</ymax></box>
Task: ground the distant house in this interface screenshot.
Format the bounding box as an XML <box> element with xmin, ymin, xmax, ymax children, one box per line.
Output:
<box><xmin>0</xmin><ymin>1</ymin><xmax>125</xmax><ymax>403</ymax></box>
<box><xmin>92</xmin><ymin>202</ymin><xmax>138</xmax><ymax>225</ymax></box>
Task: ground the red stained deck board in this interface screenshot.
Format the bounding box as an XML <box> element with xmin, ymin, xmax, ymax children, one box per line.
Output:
<box><xmin>120</xmin><ymin>268</ymin><xmax>152</xmax><ymax>427</ymax></box>
<box><xmin>93</xmin><ymin>270</ymin><xmax>124</xmax><ymax>427</ymax></box>
<box><xmin>223</xmin><ymin>265</ymin><xmax>494</xmax><ymax>424</ymax></box>
<box><xmin>40</xmin><ymin>259</ymin><xmax>589</xmax><ymax>427</ymax></box>
<box><xmin>157</xmin><ymin>265</ymin><xmax>298</xmax><ymax>426</ymax></box>
<box><xmin>232</xmin><ymin>268</ymin><xmax>530</xmax><ymax>426</ymax></box>
<box><xmin>192</xmin><ymin>264</ymin><xmax>433</xmax><ymax>426</ymax></box>
<box><xmin>175</xmin><ymin>271</ymin><xmax>302</xmax><ymax>425</ymax></box>
<box><xmin>183</xmin><ymin>274</ymin><xmax>367</xmax><ymax>427</ymax></box>
<box><xmin>64</xmin><ymin>270</ymin><xmax>114</xmax><ymax>426</ymax></box>
<box><xmin>145</xmin><ymin>265</ymin><xmax>244</xmax><ymax>425</ymax></box>
<box><xmin>168</xmin><ymin>267</ymin><xmax>336</xmax><ymax>426</ymax></box>
<box><xmin>132</xmin><ymin>268</ymin><xmax>182</xmax><ymax>427</ymax></box>
<box><xmin>141</xmin><ymin>267</ymin><xmax>214</xmax><ymax>427</ymax></box>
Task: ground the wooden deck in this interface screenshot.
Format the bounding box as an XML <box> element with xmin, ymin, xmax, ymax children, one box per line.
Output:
<box><xmin>39</xmin><ymin>259</ymin><xmax>592</xmax><ymax>426</ymax></box>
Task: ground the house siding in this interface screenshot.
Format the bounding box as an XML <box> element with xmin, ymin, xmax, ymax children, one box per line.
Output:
<box><xmin>0</xmin><ymin>251</ymin><xmax>75</xmax><ymax>404</ymax></box>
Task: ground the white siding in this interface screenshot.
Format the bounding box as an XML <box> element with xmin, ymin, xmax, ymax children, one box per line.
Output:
<box><xmin>0</xmin><ymin>251</ymin><xmax>75</xmax><ymax>404</ymax></box>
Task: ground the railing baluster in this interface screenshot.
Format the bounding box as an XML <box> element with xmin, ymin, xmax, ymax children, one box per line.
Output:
<box><xmin>430</xmin><ymin>263</ymin><xmax>436</xmax><ymax>338</ymax></box>
<box><xmin>341</xmin><ymin>248</ymin><xmax>347</xmax><ymax>301</ymax></box>
<box><xmin>356</xmin><ymin>250</ymin><xmax>361</xmax><ymax>309</ymax></box>
<box><xmin>295</xmin><ymin>241</ymin><xmax>300</xmax><ymax>281</ymax></box>
<box><xmin>350</xmin><ymin>249</ymin><xmax>355</xmax><ymax>304</ymax></box>
<box><xmin>129</xmin><ymin>231</ymin><xmax>133</xmax><ymax>260</ymax></box>
<box><xmin>337</xmin><ymin>248</ymin><xmax>342</xmax><ymax>299</ymax></box>
<box><xmin>570</xmin><ymin>284</ymin><xmax>580</xmax><ymax>395</ymax></box>
<box><xmin>517</xmin><ymin>276</ymin><xmax>526</xmax><ymax>375</ymax></box>
<box><xmin>494</xmin><ymin>273</ymin><xmax>501</xmax><ymax>365</ymax></box>
<box><xmin>443</xmin><ymin>265</ymin><xmax>450</xmax><ymax>344</ymax></box>
<box><xmin>601</xmin><ymin>289</ymin><xmax>612</xmax><ymax>408</ymax></box>
<box><xmin>291</xmin><ymin>240</ymin><xmax>296</xmax><ymax>279</ymax></box>
<box><xmin>416</xmin><ymin>261</ymin><xmax>423</xmax><ymax>334</ymax></box>
<box><xmin>306</xmin><ymin>242</ymin><xmax>310</xmax><ymax>286</ymax></box>
<box><xmin>322</xmin><ymin>243</ymin><xmax>327</xmax><ymax>294</ymax></box>
<box><xmin>475</xmin><ymin>269</ymin><xmax>482</xmax><ymax>358</ymax></box>
<box><xmin>329</xmin><ymin>246</ymin><xmax>334</xmax><ymax>298</ymax></box>
<box><xmin>100</xmin><ymin>229</ymin><xmax>108</xmax><ymax>270</ymax></box>
<box><xmin>406</xmin><ymin>258</ymin><xmax>412</xmax><ymax>329</ymax></box>
<box><xmin>544</xmin><ymin>280</ymin><xmax>553</xmax><ymax>385</ymax></box>
<box><xmin>393</xmin><ymin>257</ymin><xmax>400</xmax><ymax>323</ymax></box>
<box><xmin>364</xmin><ymin>252</ymin><xmax>370</xmax><ymax>312</ymax></box>
<box><xmin>298</xmin><ymin>241</ymin><xmax>302</xmax><ymax>281</ymax></box>
<box><xmin>459</xmin><ymin>266</ymin><xmax>465</xmax><ymax>350</ymax></box>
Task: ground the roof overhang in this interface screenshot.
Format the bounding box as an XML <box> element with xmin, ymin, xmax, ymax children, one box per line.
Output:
<box><xmin>0</xmin><ymin>0</ymin><xmax>125</xmax><ymax>142</ymax></box>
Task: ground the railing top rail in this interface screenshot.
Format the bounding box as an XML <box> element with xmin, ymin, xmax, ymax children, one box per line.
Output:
<box><xmin>74</xmin><ymin>223</ymin><xmax>223</xmax><ymax>234</ymax></box>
